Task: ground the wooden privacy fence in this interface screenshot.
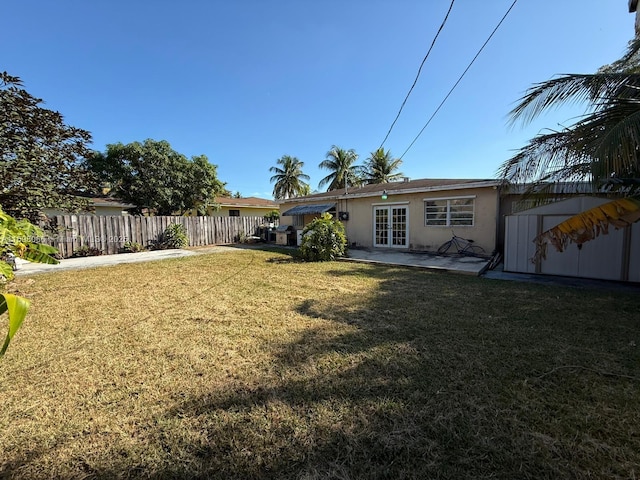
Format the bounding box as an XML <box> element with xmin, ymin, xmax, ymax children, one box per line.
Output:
<box><xmin>47</xmin><ymin>215</ymin><xmax>266</xmax><ymax>258</ymax></box>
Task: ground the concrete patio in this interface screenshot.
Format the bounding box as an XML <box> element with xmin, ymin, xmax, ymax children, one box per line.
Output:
<box><xmin>342</xmin><ymin>248</ymin><xmax>491</xmax><ymax>275</ymax></box>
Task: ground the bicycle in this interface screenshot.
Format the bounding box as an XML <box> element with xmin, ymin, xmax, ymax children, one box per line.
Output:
<box><xmin>437</xmin><ymin>230</ymin><xmax>485</xmax><ymax>256</ymax></box>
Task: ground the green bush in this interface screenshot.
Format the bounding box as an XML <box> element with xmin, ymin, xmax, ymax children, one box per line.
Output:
<box><xmin>299</xmin><ymin>213</ymin><xmax>347</xmax><ymax>262</ymax></box>
<box><xmin>264</xmin><ymin>210</ymin><xmax>280</xmax><ymax>223</ymax></box>
<box><xmin>0</xmin><ymin>206</ymin><xmax>59</xmax><ymax>357</ymax></box>
<box><xmin>161</xmin><ymin>223</ymin><xmax>188</xmax><ymax>249</ymax></box>
<box><xmin>120</xmin><ymin>241</ymin><xmax>145</xmax><ymax>253</ymax></box>
<box><xmin>72</xmin><ymin>246</ymin><xmax>103</xmax><ymax>257</ymax></box>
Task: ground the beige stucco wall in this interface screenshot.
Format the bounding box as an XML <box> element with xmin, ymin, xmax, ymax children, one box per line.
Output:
<box><xmin>281</xmin><ymin>186</ymin><xmax>500</xmax><ymax>253</ymax></box>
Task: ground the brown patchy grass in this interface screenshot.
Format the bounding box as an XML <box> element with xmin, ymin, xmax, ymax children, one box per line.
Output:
<box><xmin>1</xmin><ymin>247</ymin><xmax>639</xmax><ymax>479</ymax></box>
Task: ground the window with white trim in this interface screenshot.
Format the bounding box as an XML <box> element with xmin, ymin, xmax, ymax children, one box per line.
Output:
<box><xmin>425</xmin><ymin>197</ymin><xmax>474</xmax><ymax>226</ymax></box>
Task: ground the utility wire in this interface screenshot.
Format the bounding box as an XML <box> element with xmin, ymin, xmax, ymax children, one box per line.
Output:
<box><xmin>399</xmin><ymin>0</ymin><xmax>519</xmax><ymax>160</ymax></box>
<box><xmin>378</xmin><ymin>0</ymin><xmax>456</xmax><ymax>149</ymax></box>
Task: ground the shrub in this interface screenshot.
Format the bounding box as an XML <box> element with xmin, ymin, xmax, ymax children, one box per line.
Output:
<box><xmin>299</xmin><ymin>213</ymin><xmax>347</xmax><ymax>262</ymax></box>
<box><xmin>264</xmin><ymin>210</ymin><xmax>280</xmax><ymax>223</ymax></box>
<box><xmin>120</xmin><ymin>241</ymin><xmax>145</xmax><ymax>253</ymax></box>
<box><xmin>72</xmin><ymin>246</ymin><xmax>103</xmax><ymax>257</ymax></box>
<box><xmin>161</xmin><ymin>223</ymin><xmax>188</xmax><ymax>249</ymax></box>
<box><xmin>0</xmin><ymin>206</ymin><xmax>59</xmax><ymax>356</ymax></box>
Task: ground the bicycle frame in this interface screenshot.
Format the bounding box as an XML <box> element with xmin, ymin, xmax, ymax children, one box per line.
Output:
<box><xmin>437</xmin><ymin>230</ymin><xmax>484</xmax><ymax>256</ymax></box>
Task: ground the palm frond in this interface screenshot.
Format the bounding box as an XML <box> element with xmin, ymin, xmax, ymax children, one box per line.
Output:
<box><xmin>509</xmin><ymin>73</ymin><xmax>640</xmax><ymax>127</ymax></box>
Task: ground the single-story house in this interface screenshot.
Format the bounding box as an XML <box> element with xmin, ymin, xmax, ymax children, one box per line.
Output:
<box><xmin>43</xmin><ymin>197</ymin><xmax>135</xmax><ymax>217</ymax></box>
<box><xmin>195</xmin><ymin>197</ymin><xmax>279</xmax><ymax>218</ymax></box>
<box><xmin>279</xmin><ymin>178</ymin><xmax>503</xmax><ymax>253</ymax></box>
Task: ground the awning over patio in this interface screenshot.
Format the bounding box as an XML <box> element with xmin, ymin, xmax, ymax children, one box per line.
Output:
<box><xmin>281</xmin><ymin>203</ymin><xmax>336</xmax><ymax>216</ymax></box>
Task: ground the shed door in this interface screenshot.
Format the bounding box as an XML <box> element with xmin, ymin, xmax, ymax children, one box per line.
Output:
<box><xmin>374</xmin><ymin>206</ymin><xmax>408</xmax><ymax>248</ymax></box>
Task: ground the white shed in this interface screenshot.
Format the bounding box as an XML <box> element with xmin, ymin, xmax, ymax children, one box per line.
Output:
<box><xmin>504</xmin><ymin>196</ymin><xmax>640</xmax><ymax>282</ymax></box>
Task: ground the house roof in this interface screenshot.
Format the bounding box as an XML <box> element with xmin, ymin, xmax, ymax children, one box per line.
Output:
<box><xmin>281</xmin><ymin>203</ymin><xmax>336</xmax><ymax>216</ymax></box>
<box><xmin>87</xmin><ymin>197</ymin><xmax>135</xmax><ymax>209</ymax></box>
<box><xmin>280</xmin><ymin>178</ymin><xmax>502</xmax><ymax>204</ymax></box>
<box><xmin>215</xmin><ymin>196</ymin><xmax>278</xmax><ymax>209</ymax></box>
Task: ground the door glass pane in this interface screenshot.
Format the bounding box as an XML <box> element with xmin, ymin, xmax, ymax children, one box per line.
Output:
<box><xmin>375</xmin><ymin>209</ymin><xmax>388</xmax><ymax>245</ymax></box>
<box><xmin>392</xmin><ymin>207</ymin><xmax>407</xmax><ymax>246</ymax></box>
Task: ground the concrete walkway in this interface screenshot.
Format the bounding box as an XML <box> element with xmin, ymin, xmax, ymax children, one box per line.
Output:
<box><xmin>343</xmin><ymin>248</ymin><xmax>490</xmax><ymax>275</ymax></box>
<box><xmin>13</xmin><ymin>245</ymin><xmax>491</xmax><ymax>276</ymax></box>
<box><xmin>13</xmin><ymin>247</ymin><xmax>235</xmax><ymax>275</ymax></box>
<box><xmin>12</xmin><ymin>245</ymin><xmax>636</xmax><ymax>291</ymax></box>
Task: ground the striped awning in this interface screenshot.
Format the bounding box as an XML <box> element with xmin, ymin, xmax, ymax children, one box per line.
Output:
<box><xmin>281</xmin><ymin>203</ymin><xmax>336</xmax><ymax>216</ymax></box>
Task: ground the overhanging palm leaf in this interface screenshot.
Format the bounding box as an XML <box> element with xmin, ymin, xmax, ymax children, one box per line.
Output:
<box><xmin>533</xmin><ymin>197</ymin><xmax>640</xmax><ymax>262</ymax></box>
<box><xmin>501</xmin><ymin>38</ymin><xmax>640</xmax><ymax>254</ymax></box>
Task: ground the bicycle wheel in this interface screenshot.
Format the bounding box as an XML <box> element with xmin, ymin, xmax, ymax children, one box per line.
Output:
<box><xmin>462</xmin><ymin>244</ymin><xmax>485</xmax><ymax>256</ymax></box>
<box><xmin>437</xmin><ymin>240</ymin><xmax>453</xmax><ymax>255</ymax></box>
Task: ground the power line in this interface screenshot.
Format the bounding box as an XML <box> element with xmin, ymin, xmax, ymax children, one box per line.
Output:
<box><xmin>399</xmin><ymin>0</ymin><xmax>519</xmax><ymax>160</ymax></box>
<box><xmin>378</xmin><ymin>0</ymin><xmax>456</xmax><ymax>149</ymax></box>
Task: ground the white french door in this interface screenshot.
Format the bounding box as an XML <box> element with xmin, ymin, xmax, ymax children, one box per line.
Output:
<box><xmin>373</xmin><ymin>205</ymin><xmax>408</xmax><ymax>248</ymax></box>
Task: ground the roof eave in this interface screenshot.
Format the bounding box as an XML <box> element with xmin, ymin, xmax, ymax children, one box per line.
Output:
<box><xmin>280</xmin><ymin>180</ymin><xmax>502</xmax><ymax>204</ymax></box>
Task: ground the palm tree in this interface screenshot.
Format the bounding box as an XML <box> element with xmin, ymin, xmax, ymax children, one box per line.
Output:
<box><xmin>318</xmin><ymin>146</ymin><xmax>362</xmax><ymax>191</ymax></box>
<box><xmin>499</xmin><ymin>38</ymin><xmax>640</xmax><ymax>256</ymax></box>
<box><xmin>363</xmin><ymin>148</ymin><xmax>404</xmax><ymax>184</ymax></box>
<box><xmin>269</xmin><ymin>155</ymin><xmax>310</xmax><ymax>200</ymax></box>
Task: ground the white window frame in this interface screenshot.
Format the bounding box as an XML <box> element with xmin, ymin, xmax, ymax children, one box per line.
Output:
<box><xmin>424</xmin><ymin>195</ymin><xmax>475</xmax><ymax>227</ymax></box>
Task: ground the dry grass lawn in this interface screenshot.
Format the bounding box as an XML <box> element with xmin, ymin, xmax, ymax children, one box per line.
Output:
<box><xmin>1</xmin><ymin>247</ymin><xmax>639</xmax><ymax>479</ymax></box>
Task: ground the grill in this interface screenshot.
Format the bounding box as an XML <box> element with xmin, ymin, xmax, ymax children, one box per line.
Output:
<box><xmin>275</xmin><ymin>225</ymin><xmax>295</xmax><ymax>246</ymax></box>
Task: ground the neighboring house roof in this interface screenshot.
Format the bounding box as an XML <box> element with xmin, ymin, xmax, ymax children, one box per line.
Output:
<box><xmin>88</xmin><ymin>197</ymin><xmax>136</xmax><ymax>209</ymax></box>
<box><xmin>215</xmin><ymin>197</ymin><xmax>278</xmax><ymax>209</ymax></box>
<box><xmin>281</xmin><ymin>178</ymin><xmax>502</xmax><ymax>204</ymax></box>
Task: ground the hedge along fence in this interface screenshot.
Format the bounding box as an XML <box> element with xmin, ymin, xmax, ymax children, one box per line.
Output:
<box><xmin>46</xmin><ymin>215</ymin><xmax>267</xmax><ymax>258</ymax></box>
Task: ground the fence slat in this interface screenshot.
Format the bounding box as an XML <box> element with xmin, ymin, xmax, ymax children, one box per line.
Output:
<box><xmin>45</xmin><ymin>215</ymin><xmax>264</xmax><ymax>257</ymax></box>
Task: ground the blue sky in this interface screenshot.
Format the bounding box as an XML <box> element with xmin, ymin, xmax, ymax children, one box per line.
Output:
<box><xmin>3</xmin><ymin>1</ymin><xmax>636</xmax><ymax>199</ymax></box>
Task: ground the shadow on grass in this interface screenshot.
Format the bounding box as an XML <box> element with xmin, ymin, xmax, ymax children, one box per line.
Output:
<box><xmin>6</xmin><ymin>262</ymin><xmax>639</xmax><ymax>479</ymax></box>
<box><xmin>153</xmin><ymin>267</ymin><xmax>640</xmax><ymax>479</ymax></box>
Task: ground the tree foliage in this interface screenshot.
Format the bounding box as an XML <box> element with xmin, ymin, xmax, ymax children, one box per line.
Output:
<box><xmin>363</xmin><ymin>148</ymin><xmax>403</xmax><ymax>184</ymax></box>
<box><xmin>318</xmin><ymin>146</ymin><xmax>363</xmax><ymax>191</ymax></box>
<box><xmin>269</xmin><ymin>155</ymin><xmax>310</xmax><ymax>200</ymax></box>
<box><xmin>299</xmin><ymin>213</ymin><xmax>347</xmax><ymax>262</ymax></box>
<box><xmin>0</xmin><ymin>72</ymin><xmax>96</xmax><ymax>222</ymax></box>
<box><xmin>87</xmin><ymin>139</ymin><xmax>227</xmax><ymax>215</ymax></box>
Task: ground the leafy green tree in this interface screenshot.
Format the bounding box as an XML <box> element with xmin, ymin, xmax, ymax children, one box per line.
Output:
<box><xmin>87</xmin><ymin>140</ymin><xmax>226</xmax><ymax>215</ymax></box>
<box><xmin>318</xmin><ymin>146</ymin><xmax>362</xmax><ymax>191</ymax></box>
<box><xmin>363</xmin><ymin>148</ymin><xmax>404</xmax><ymax>184</ymax></box>
<box><xmin>269</xmin><ymin>155</ymin><xmax>310</xmax><ymax>200</ymax></box>
<box><xmin>499</xmin><ymin>38</ymin><xmax>640</xmax><ymax>253</ymax></box>
<box><xmin>0</xmin><ymin>72</ymin><xmax>96</xmax><ymax>222</ymax></box>
<box><xmin>299</xmin><ymin>213</ymin><xmax>347</xmax><ymax>262</ymax></box>
<box><xmin>185</xmin><ymin>155</ymin><xmax>228</xmax><ymax>215</ymax></box>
